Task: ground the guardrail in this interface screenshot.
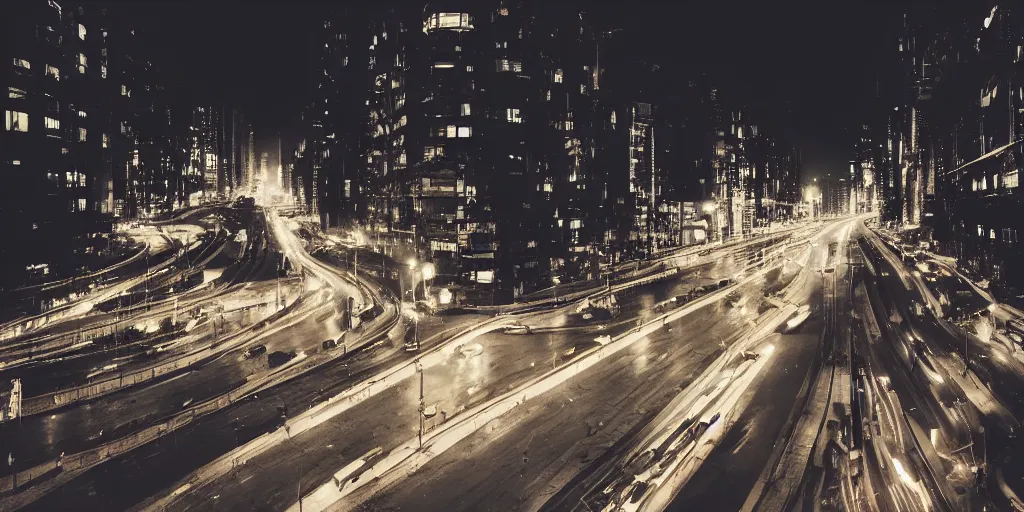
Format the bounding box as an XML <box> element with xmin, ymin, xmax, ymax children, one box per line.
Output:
<box><xmin>0</xmin><ymin>293</ymin><xmax>399</xmax><ymax>506</ymax></box>
<box><xmin>17</xmin><ymin>292</ymin><xmax>313</xmax><ymax>418</ymax></box>
<box><xmin>0</xmin><ymin>232</ymin><xmax>224</xmax><ymax>343</ymax></box>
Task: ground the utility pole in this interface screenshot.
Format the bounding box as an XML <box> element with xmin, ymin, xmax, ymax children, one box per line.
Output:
<box><xmin>144</xmin><ymin>247</ymin><xmax>150</xmax><ymax>311</ymax></box>
<box><xmin>418</xmin><ymin>364</ymin><xmax>425</xmax><ymax>449</ymax></box>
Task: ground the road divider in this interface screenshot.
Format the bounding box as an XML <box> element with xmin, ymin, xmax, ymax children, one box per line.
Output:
<box><xmin>289</xmin><ymin>248</ymin><xmax>804</xmax><ymax>512</ymax></box>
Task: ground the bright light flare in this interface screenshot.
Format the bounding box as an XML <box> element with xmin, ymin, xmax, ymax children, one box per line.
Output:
<box><xmin>421</xmin><ymin>263</ymin><xmax>435</xmax><ymax>280</ymax></box>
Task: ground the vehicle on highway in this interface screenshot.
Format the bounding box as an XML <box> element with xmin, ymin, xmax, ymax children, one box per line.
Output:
<box><xmin>503</xmin><ymin>322</ymin><xmax>533</xmax><ymax>335</ymax></box>
<box><xmin>594</xmin><ymin>334</ymin><xmax>612</xmax><ymax>345</ymax></box>
<box><xmin>322</xmin><ymin>339</ymin><xmax>338</xmax><ymax>351</ymax></box>
<box><xmin>741</xmin><ymin>350</ymin><xmax>760</xmax><ymax>361</ymax></box>
<box><xmin>359</xmin><ymin>305</ymin><xmax>382</xmax><ymax>322</ymax></box>
<box><xmin>244</xmin><ymin>344</ymin><xmax>267</xmax><ymax>359</ymax></box>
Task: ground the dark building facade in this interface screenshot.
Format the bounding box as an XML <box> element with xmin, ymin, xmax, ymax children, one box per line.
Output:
<box><xmin>2</xmin><ymin>1</ymin><xmax>245</xmax><ymax>285</ymax></box>
<box><xmin>873</xmin><ymin>3</ymin><xmax>1024</xmax><ymax>291</ymax></box>
<box><xmin>299</xmin><ymin>1</ymin><xmax>801</xmax><ymax>304</ymax></box>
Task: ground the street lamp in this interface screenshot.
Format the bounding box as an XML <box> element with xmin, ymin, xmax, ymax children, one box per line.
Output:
<box><xmin>421</xmin><ymin>263</ymin><xmax>435</xmax><ymax>305</ymax></box>
<box><xmin>406</xmin><ymin>258</ymin><xmax>418</xmax><ymax>303</ymax></box>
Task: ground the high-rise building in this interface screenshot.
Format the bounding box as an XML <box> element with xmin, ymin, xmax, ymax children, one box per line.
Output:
<box><xmin>1</xmin><ymin>1</ymin><xmax>225</xmax><ymax>284</ymax></box>
<box><xmin>300</xmin><ymin>1</ymin><xmax>799</xmax><ymax>303</ymax></box>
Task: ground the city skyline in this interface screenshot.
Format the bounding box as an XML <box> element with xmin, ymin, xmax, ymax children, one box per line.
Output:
<box><xmin>2</xmin><ymin>2</ymin><xmax>1023</xmax><ymax>512</ymax></box>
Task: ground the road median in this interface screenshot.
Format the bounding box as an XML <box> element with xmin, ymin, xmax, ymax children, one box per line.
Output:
<box><xmin>289</xmin><ymin>253</ymin><xmax>800</xmax><ymax>512</ymax></box>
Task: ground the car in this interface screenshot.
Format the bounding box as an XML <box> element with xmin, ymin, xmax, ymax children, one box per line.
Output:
<box><xmin>243</xmin><ymin>344</ymin><xmax>267</xmax><ymax>359</ymax></box>
<box><xmin>322</xmin><ymin>339</ymin><xmax>338</xmax><ymax>351</ymax></box>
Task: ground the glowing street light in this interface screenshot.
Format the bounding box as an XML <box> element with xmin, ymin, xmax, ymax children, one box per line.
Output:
<box><xmin>420</xmin><ymin>262</ymin><xmax>435</xmax><ymax>306</ymax></box>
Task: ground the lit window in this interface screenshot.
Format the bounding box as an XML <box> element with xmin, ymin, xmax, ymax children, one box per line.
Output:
<box><xmin>5</xmin><ymin>111</ymin><xmax>28</xmax><ymax>132</ymax></box>
<box><xmin>78</xmin><ymin>23</ymin><xmax>86</xmax><ymax>40</ymax></box>
<box><xmin>447</xmin><ymin>125</ymin><xmax>456</xmax><ymax>138</ymax></box>
<box><xmin>424</xmin><ymin>12</ymin><xmax>474</xmax><ymax>32</ymax></box>
<box><xmin>13</xmin><ymin>58</ymin><xmax>30</xmax><ymax>70</ymax></box>
<box><xmin>513</xmin><ymin>61</ymin><xmax>522</xmax><ymax>72</ymax></box>
<box><xmin>8</xmin><ymin>87</ymin><xmax>26</xmax><ymax>99</ymax></box>
<box><xmin>46</xmin><ymin>65</ymin><xmax>60</xmax><ymax>80</ymax></box>
<box><xmin>1006</xmin><ymin>171</ymin><xmax>1019</xmax><ymax>188</ymax></box>
<box><xmin>455</xmin><ymin>45</ymin><xmax>462</xmax><ymax>52</ymax></box>
<box><xmin>78</xmin><ymin>110</ymin><xmax>87</xmax><ymax>118</ymax></box>
<box><xmin>457</xmin><ymin>126</ymin><xmax>472</xmax><ymax>138</ymax></box>
<box><xmin>79</xmin><ymin>174</ymin><xmax>86</xmax><ymax>187</ymax></box>
<box><xmin>466</xmin><ymin>65</ymin><xmax>474</xmax><ymax>72</ymax></box>
<box><xmin>78</xmin><ymin>127</ymin><xmax>87</xmax><ymax>142</ymax></box>
<box><xmin>78</xmin><ymin>198</ymin><xmax>87</xmax><ymax>211</ymax></box>
<box><xmin>121</xmin><ymin>85</ymin><xmax>128</xmax><ymax>96</ymax></box>
<box><xmin>12</xmin><ymin>160</ymin><xmax>21</xmax><ymax>166</ymax></box>
<box><xmin>461</xmin><ymin>103</ymin><xmax>471</xmax><ymax>116</ymax></box>
<box><xmin>102</xmin><ymin>133</ymin><xmax>109</xmax><ymax>148</ymax></box>
<box><xmin>990</xmin><ymin>229</ymin><xmax>997</xmax><ymax>240</ymax></box>
<box><xmin>101</xmin><ymin>65</ymin><xmax>107</xmax><ymax>78</ymax></box>
<box><xmin>554</xmin><ymin>69</ymin><xmax>563</xmax><ymax>83</ymax></box>
<box><xmin>44</xmin><ymin>117</ymin><xmax>60</xmax><ymax>130</ymax></box>
<box><xmin>507</xmin><ymin>108</ymin><xmax>522</xmax><ymax>123</ymax></box>
<box><xmin>496</xmin><ymin>59</ymin><xmax>510</xmax><ymax>72</ymax></box>
<box><xmin>978</xmin><ymin>225</ymin><xmax>984</xmax><ymax>237</ymax></box>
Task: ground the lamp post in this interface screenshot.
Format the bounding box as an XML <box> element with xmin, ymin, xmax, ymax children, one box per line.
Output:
<box><xmin>421</xmin><ymin>263</ymin><xmax>434</xmax><ymax>305</ymax></box>
<box><xmin>407</xmin><ymin>258</ymin><xmax>419</xmax><ymax>350</ymax></box>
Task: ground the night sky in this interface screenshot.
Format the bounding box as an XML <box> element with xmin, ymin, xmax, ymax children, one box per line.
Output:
<box><xmin>119</xmin><ymin>1</ymin><xmax>889</xmax><ymax>182</ymax></box>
